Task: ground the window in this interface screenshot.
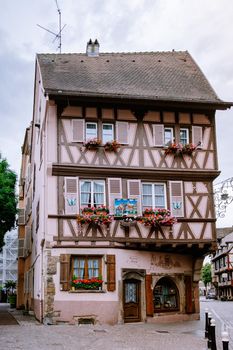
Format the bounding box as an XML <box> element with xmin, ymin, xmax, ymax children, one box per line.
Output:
<box><xmin>72</xmin><ymin>256</ymin><xmax>101</xmax><ymax>279</ymax></box>
<box><xmin>142</xmin><ymin>183</ymin><xmax>166</xmax><ymax>211</ymax></box>
<box><xmin>153</xmin><ymin>277</ymin><xmax>179</xmax><ymax>312</ymax></box>
<box><xmin>85</xmin><ymin>122</ymin><xmax>97</xmax><ymax>140</ymax></box>
<box><xmin>164</xmin><ymin>127</ymin><xmax>174</xmax><ymax>145</ymax></box>
<box><xmin>102</xmin><ymin>123</ymin><xmax>114</xmax><ymax>143</ymax></box>
<box><xmin>80</xmin><ymin>180</ymin><xmax>105</xmax><ymax>208</ymax></box>
<box><xmin>180</xmin><ymin>128</ymin><xmax>189</xmax><ymax>145</ymax></box>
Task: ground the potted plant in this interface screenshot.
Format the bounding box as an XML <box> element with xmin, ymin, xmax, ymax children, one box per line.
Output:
<box><xmin>83</xmin><ymin>138</ymin><xmax>101</xmax><ymax>150</ymax></box>
<box><xmin>103</xmin><ymin>140</ymin><xmax>121</xmax><ymax>152</ymax></box>
<box><xmin>181</xmin><ymin>141</ymin><xmax>201</xmax><ymax>156</ymax></box>
<box><xmin>4</xmin><ymin>280</ymin><xmax>17</xmax><ymax>308</ymax></box>
<box><xmin>77</xmin><ymin>213</ymin><xmax>113</xmax><ymax>225</ymax></box>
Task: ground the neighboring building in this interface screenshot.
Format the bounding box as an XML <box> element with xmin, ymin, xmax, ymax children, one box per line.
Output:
<box><xmin>0</xmin><ymin>230</ymin><xmax>18</xmax><ymax>287</ymax></box>
<box><xmin>18</xmin><ymin>40</ymin><xmax>232</xmax><ymax>324</ymax></box>
<box><xmin>212</xmin><ymin>229</ymin><xmax>233</xmax><ymax>300</ymax></box>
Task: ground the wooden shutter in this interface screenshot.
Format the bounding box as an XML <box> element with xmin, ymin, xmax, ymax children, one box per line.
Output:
<box><xmin>18</xmin><ymin>238</ymin><xmax>25</xmax><ymax>258</ymax></box>
<box><xmin>145</xmin><ymin>275</ymin><xmax>154</xmax><ymax>316</ymax></box>
<box><xmin>127</xmin><ymin>179</ymin><xmax>142</xmax><ymax>215</ymax></box>
<box><xmin>72</xmin><ymin>119</ymin><xmax>84</xmax><ymax>142</ymax></box>
<box><xmin>108</xmin><ymin>178</ymin><xmax>122</xmax><ymax>214</ymax></box>
<box><xmin>169</xmin><ymin>181</ymin><xmax>184</xmax><ymax>217</ymax></box>
<box><xmin>153</xmin><ymin>124</ymin><xmax>164</xmax><ymax>146</ymax></box>
<box><xmin>184</xmin><ymin>275</ymin><xmax>193</xmax><ymax>314</ymax></box>
<box><xmin>116</xmin><ymin>121</ymin><xmax>129</xmax><ymax>144</ymax></box>
<box><xmin>64</xmin><ymin>177</ymin><xmax>78</xmax><ymax>214</ymax></box>
<box><xmin>192</xmin><ymin>126</ymin><xmax>203</xmax><ymax>148</ymax></box>
<box><xmin>107</xmin><ymin>255</ymin><xmax>116</xmax><ymax>292</ymax></box>
<box><xmin>60</xmin><ymin>254</ymin><xmax>71</xmax><ymax>291</ymax></box>
<box><xmin>18</xmin><ymin>209</ymin><xmax>25</xmax><ymax>225</ymax></box>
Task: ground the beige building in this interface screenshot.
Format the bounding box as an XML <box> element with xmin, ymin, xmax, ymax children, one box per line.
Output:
<box><xmin>18</xmin><ymin>40</ymin><xmax>231</xmax><ymax>324</ymax></box>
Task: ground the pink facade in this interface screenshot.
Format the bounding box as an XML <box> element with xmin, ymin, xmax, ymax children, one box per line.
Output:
<box><xmin>18</xmin><ymin>44</ymin><xmax>231</xmax><ymax>324</ymax></box>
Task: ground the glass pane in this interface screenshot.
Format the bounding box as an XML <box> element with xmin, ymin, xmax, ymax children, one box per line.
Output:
<box><xmin>125</xmin><ymin>282</ymin><xmax>137</xmax><ymax>303</ymax></box>
<box><xmin>164</xmin><ymin>128</ymin><xmax>173</xmax><ymax>145</ymax></box>
<box><xmin>180</xmin><ymin>129</ymin><xmax>188</xmax><ymax>145</ymax></box>
<box><xmin>86</xmin><ymin>123</ymin><xmax>97</xmax><ymax>139</ymax></box>
<box><xmin>94</xmin><ymin>181</ymin><xmax>104</xmax><ymax>206</ymax></box>
<box><xmin>142</xmin><ymin>184</ymin><xmax>152</xmax><ymax>210</ymax></box>
<box><xmin>102</xmin><ymin>124</ymin><xmax>114</xmax><ymax>143</ymax></box>
<box><xmin>80</xmin><ymin>181</ymin><xmax>91</xmax><ymax>206</ymax></box>
<box><xmin>73</xmin><ymin>258</ymin><xmax>85</xmax><ymax>279</ymax></box>
<box><xmin>154</xmin><ymin>184</ymin><xmax>165</xmax><ymax>208</ymax></box>
<box><xmin>88</xmin><ymin>259</ymin><xmax>99</xmax><ymax>278</ymax></box>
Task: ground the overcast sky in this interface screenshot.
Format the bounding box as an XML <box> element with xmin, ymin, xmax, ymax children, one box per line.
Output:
<box><xmin>0</xmin><ymin>0</ymin><xmax>232</xmax><ymax>227</ymax></box>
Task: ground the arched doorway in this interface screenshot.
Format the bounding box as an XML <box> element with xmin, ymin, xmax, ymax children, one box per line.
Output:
<box><xmin>153</xmin><ymin>277</ymin><xmax>179</xmax><ymax>312</ymax></box>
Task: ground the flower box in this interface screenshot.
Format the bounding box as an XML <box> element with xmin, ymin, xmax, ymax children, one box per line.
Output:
<box><xmin>104</xmin><ymin>140</ymin><xmax>121</xmax><ymax>152</ymax></box>
<box><xmin>77</xmin><ymin>214</ymin><xmax>113</xmax><ymax>225</ymax></box>
<box><xmin>138</xmin><ymin>208</ymin><xmax>177</xmax><ymax>227</ymax></box>
<box><xmin>83</xmin><ymin>138</ymin><xmax>101</xmax><ymax>150</ymax></box>
<box><xmin>71</xmin><ymin>278</ymin><xmax>103</xmax><ymax>290</ymax></box>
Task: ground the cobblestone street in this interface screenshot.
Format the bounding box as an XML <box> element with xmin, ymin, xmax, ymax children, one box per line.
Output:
<box><xmin>0</xmin><ymin>303</ymin><xmax>207</xmax><ymax>350</ymax></box>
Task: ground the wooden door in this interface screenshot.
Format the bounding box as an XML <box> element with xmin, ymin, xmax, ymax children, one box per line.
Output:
<box><xmin>123</xmin><ymin>279</ymin><xmax>141</xmax><ymax>323</ymax></box>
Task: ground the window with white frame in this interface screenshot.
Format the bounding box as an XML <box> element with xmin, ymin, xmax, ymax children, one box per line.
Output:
<box><xmin>180</xmin><ymin>128</ymin><xmax>189</xmax><ymax>145</ymax></box>
<box><xmin>80</xmin><ymin>180</ymin><xmax>105</xmax><ymax>208</ymax></box>
<box><xmin>142</xmin><ymin>183</ymin><xmax>166</xmax><ymax>211</ymax></box>
<box><xmin>102</xmin><ymin>123</ymin><xmax>114</xmax><ymax>143</ymax></box>
<box><xmin>164</xmin><ymin>127</ymin><xmax>174</xmax><ymax>145</ymax></box>
<box><xmin>85</xmin><ymin>122</ymin><xmax>97</xmax><ymax>140</ymax></box>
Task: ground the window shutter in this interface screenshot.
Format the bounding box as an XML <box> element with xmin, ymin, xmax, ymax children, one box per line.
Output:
<box><xmin>24</xmin><ymin>225</ymin><xmax>32</xmax><ymax>256</ymax></box>
<box><xmin>107</xmin><ymin>255</ymin><xmax>116</xmax><ymax>292</ymax></box>
<box><xmin>169</xmin><ymin>181</ymin><xmax>184</xmax><ymax>217</ymax></box>
<box><xmin>64</xmin><ymin>177</ymin><xmax>78</xmax><ymax>214</ymax></box>
<box><xmin>145</xmin><ymin>275</ymin><xmax>154</xmax><ymax>316</ymax></box>
<box><xmin>18</xmin><ymin>238</ymin><xmax>25</xmax><ymax>258</ymax></box>
<box><xmin>18</xmin><ymin>209</ymin><xmax>25</xmax><ymax>225</ymax></box>
<box><xmin>60</xmin><ymin>254</ymin><xmax>71</xmax><ymax>291</ymax></box>
<box><xmin>153</xmin><ymin>124</ymin><xmax>164</xmax><ymax>146</ymax></box>
<box><xmin>116</xmin><ymin>122</ymin><xmax>129</xmax><ymax>144</ymax></box>
<box><xmin>108</xmin><ymin>178</ymin><xmax>122</xmax><ymax>214</ymax></box>
<box><xmin>127</xmin><ymin>179</ymin><xmax>142</xmax><ymax>215</ymax></box>
<box><xmin>192</xmin><ymin>126</ymin><xmax>203</xmax><ymax>148</ymax></box>
<box><xmin>72</xmin><ymin>119</ymin><xmax>84</xmax><ymax>142</ymax></box>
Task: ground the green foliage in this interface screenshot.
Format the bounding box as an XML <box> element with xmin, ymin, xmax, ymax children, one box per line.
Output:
<box><xmin>0</xmin><ymin>157</ymin><xmax>17</xmax><ymax>249</ymax></box>
<box><xmin>4</xmin><ymin>280</ymin><xmax>17</xmax><ymax>295</ymax></box>
<box><xmin>201</xmin><ymin>263</ymin><xmax>212</xmax><ymax>287</ymax></box>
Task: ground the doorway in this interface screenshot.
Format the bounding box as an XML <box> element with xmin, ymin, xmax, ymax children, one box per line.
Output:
<box><xmin>123</xmin><ymin>279</ymin><xmax>141</xmax><ymax>323</ymax></box>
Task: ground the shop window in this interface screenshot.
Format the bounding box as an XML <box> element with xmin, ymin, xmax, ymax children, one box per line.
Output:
<box><xmin>153</xmin><ymin>277</ymin><xmax>179</xmax><ymax>312</ymax></box>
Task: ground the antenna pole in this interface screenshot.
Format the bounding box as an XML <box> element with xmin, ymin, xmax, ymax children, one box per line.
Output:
<box><xmin>37</xmin><ymin>0</ymin><xmax>66</xmax><ymax>53</ymax></box>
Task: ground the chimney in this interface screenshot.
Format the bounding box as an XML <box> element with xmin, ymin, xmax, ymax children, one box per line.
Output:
<box><xmin>86</xmin><ymin>38</ymin><xmax>99</xmax><ymax>57</ymax></box>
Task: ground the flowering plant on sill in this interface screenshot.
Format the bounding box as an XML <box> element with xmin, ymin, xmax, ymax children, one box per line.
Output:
<box><xmin>77</xmin><ymin>214</ymin><xmax>113</xmax><ymax>225</ymax></box>
<box><xmin>83</xmin><ymin>138</ymin><xmax>101</xmax><ymax>150</ymax></box>
<box><xmin>81</xmin><ymin>206</ymin><xmax>110</xmax><ymax>215</ymax></box>
<box><xmin>181</xmin><ymin>142</ymin><xmax>201</xmax><ymax>155</ymax></box>
<box><xmin>104</xmin><ymin>140</ymin><xmax>121</xmax><ymax>152</ymax></box>
<box><xmin>71</xmin><ymin>277</ymin><xmax>103</xmax><ymax>290</ymax></box>
<box><xmin>137</xmin><ymin>208</ymin><xmax>177</xmax><ymax>227</ymax></box>
<box><xmin>164</xmin><ymin>142</ymin><xmax>182</xmax><ymax>156</ymax></box>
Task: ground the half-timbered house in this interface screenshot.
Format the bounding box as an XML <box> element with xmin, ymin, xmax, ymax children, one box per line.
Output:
<box><xmin>18</xmin><ymin>40</ymin><xmax>232</xmax><ymax>324</ymax></box>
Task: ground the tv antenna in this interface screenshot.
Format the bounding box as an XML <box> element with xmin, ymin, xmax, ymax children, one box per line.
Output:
<box><xmin>37</xmin><ymin>0</ymin><xmax>66</xmax><ymax>53</ymax></box>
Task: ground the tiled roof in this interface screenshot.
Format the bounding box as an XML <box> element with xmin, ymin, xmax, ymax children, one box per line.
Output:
<box><xmin>37</xmin><ymin>51</ymin><xmax>229</xmax><ymax>106</ymax></box>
